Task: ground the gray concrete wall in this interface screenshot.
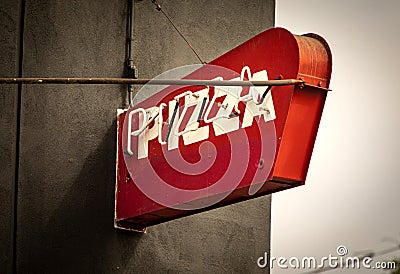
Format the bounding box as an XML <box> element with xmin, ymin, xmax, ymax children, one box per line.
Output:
<box><xmin>0</xmin><ymin>0</ymin><xmax>22</xmax><ymax>272</ymax></box>
<box><xmin>0</xmin><ymin>0</ymin><xmax>275</xmax><ymax>273</ymax></box>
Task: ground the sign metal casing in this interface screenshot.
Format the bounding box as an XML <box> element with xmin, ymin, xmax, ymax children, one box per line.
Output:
<box><xmin>115</xmin><ymin>27</ymin><xmax>332</xmax><ymax>231</ymax></box>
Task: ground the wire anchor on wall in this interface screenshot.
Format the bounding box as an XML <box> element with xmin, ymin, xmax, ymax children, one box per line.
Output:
<box><xmin>150</xmin><ymin>0</ymin><xmax>206</xmax><ymax>64</ymax></box>
<box><xmin>126</xmin><ymin>0</ymin><xmax>138</xmax><ymax>107</ymax></box>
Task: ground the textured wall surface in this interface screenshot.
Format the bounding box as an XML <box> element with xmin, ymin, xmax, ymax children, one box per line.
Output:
<box><xmin>0</xmin><ymin>0</ymin><xmax>275</xmax><ymax>273</ymax></box>
<box><xmin>0</xmin><ymin>0</ymin><xmax>21</xmax><ymax>272</ymax></box>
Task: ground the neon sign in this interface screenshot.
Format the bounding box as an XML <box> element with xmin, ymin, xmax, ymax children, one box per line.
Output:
<box><xmin>115</xmin><ymin>28</ymin><xmax>332</xmax><ymax>231</ymax></box>
<box><xmin>126</xmin><ymin>66</ymin><xmax>275</xmax><ymax>159</ymax></box>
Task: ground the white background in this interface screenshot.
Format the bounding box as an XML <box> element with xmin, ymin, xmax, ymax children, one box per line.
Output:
<box><xmin>272</xmin><ymin>1</ymin><xmax>400</xmax><ymax>273</ymax></box>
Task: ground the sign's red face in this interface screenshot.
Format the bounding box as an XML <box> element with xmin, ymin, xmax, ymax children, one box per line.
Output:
<box><xmin>115</xmin><ymin>27</ymin><xmax>332</xmax><ymax>230</ymax></box>
<box><xmin>121</xmin><ymin>64</ymin><xmax>277</xmax><ymax>210</ymax></box>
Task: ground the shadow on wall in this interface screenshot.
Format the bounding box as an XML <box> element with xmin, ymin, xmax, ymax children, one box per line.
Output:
<box><xmin>33</xmin><ymin>120</ymin><xmax>143</xmax><ymax>272</ymax></box>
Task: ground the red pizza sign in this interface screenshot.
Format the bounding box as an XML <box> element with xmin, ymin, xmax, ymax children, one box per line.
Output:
<box><xmin>115</xmin><ymin>27</ymin><xmax>332</xmax><ymax>231</ymax></box>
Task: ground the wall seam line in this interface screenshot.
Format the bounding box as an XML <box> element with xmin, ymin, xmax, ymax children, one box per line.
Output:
<box><xmin>12</xmin><ymin>0</ymin><xmax>25</xmax><ymax>272</ymax></box>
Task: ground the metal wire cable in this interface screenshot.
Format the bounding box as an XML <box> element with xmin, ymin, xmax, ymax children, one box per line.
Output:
<box><xmin>151</xmin><ymin>0</ymin><xmax>206</xmax><ymax>64</ymax></box>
